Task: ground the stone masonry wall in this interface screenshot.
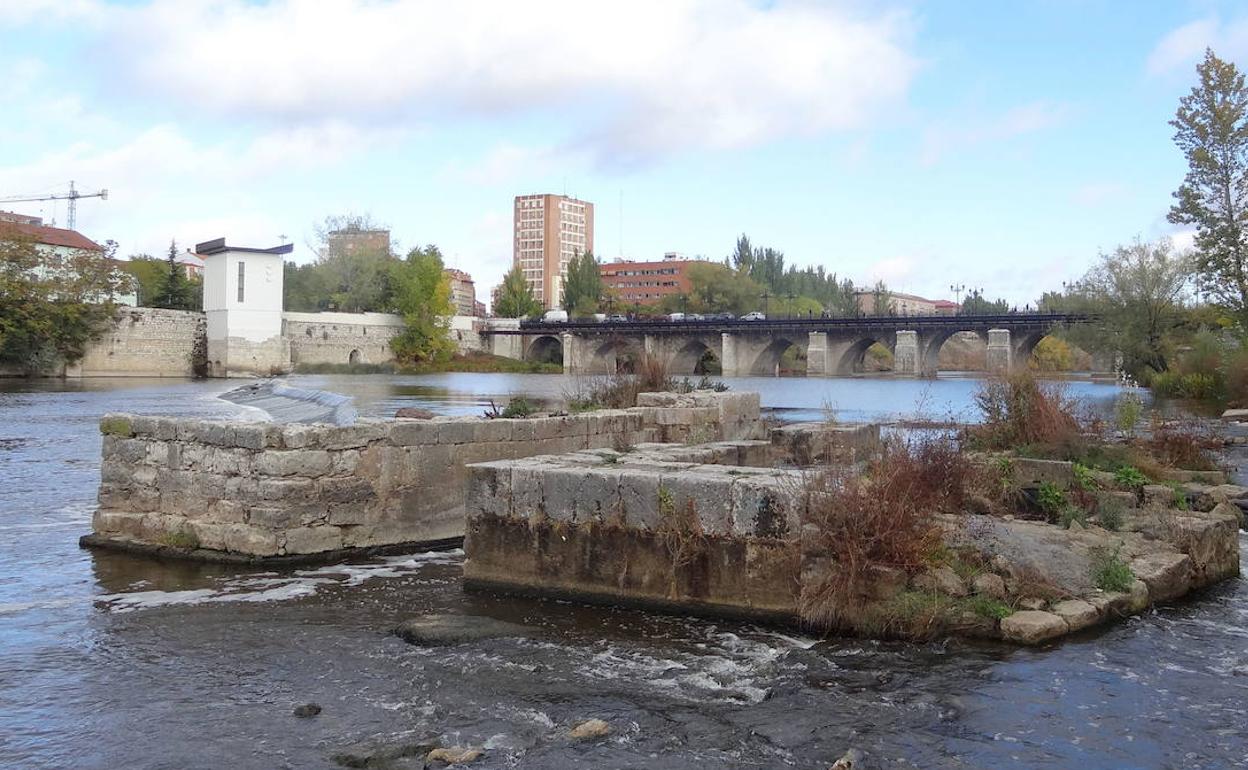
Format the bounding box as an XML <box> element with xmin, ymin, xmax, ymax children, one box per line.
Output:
<box><xmin>66</xmin><ymin>307</ymin><xmax>205</xmax><ymax>378</ymax></box>
<box><xmin>88</xmin><ymin>391</ymin><xmax>762</xmax><ymax>560</ymax></box>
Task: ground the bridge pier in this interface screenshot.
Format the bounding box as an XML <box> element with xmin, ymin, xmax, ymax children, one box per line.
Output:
<box><xmin>986</xmin><ymin>329</ymin><xmax>1012</xmax><ymax>373</ymax></box>
<box><xmin>893</xmin><ymin>330</ymin><xmax>921</xmax><ymax>376</ymax></box>
<box><xmin>806</xmin><ymin>332</ymin><xmax>828</xmax><ymax>376</ymax></box>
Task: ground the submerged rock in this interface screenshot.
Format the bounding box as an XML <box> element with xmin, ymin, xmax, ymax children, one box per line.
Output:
<box><xmin>395</xmin><ymin>407</ymin><xmax>436</xmax><ymax>420</ymax></box>
<box><xmin>426</xmin><ymin>747</ymin><xmax>484</xmax><ymax>765</ymax></box>
<box><xmin>568</xmin><ymin>718</ymin><xmax>611</xmax><ymax>741</ymax></box>
<box><xmin>393</xmin><ymin>614</ymin><xmax>533</xmax><ymax>646</ymax></box>
<box><xmin>332</xmin><ymin>738</ymin><xmax>439</xmax><ymax>768</ymax></box>
<box><xmin>292</xmin><ymin>702</ymin><xmax>322</xmax><ymax>718</ymax></box>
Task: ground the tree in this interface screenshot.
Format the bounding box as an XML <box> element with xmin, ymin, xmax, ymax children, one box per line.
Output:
<box><xmin>0</xmin><ymin>227</ymin><xmax>129</xmax><ymax>373</ymax></box>
<box><xmin>388</xmin><ymin>245</ymin><xmax>454</xmax><ymax>364</ymax></box>
<box><xmin>962</xmin><ymin>290</ymin><xmax>1010</xmax><ymax>315</ymax></box>
<box><xmin>1169</xmin><ymin>49</ymin><xmax>1248</xmax><ymax>324</ymax></box>
<box><xmin>311</xmin><ymin>213</ymin><xmax>394</xmax><ymax>312</ymax></box>
<box><xmin>121</xmin><ymin>254</ymin><xmax>166</xmax><ymax>306</ymax></box>
<box><xmin>869</xmin><ymin>281</ymin><xmax>893</xmax><ymax>315</ymax></box>
<box><xmin>494</xmin><ymin>264</ymin><xmax>542</xmax><ymax>318</ymax></box>
<box><xmin>156</xmin><ymin>239</ymin><xmax>192</xmax><ymax>310</ymax></box>
<box><xmin>1064</xmin><ymin>237</ymin><xmax>1191</xmax><ymax>375</ymax></box>
<box><xmin>561</xmin><ymin>250</ymin><xmax>603</xmax><ymax>316</ymax></box>
<box><xmin>665</xmin><ymin>261</ymin><xmax>765</xmax><ymax>315</ymax></box>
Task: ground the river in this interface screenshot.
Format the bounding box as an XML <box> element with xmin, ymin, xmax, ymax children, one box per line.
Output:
<box><xmin>1</xmin><ymin>373</ymin><xmax>1245</xmax><ymax>769</ymax></box>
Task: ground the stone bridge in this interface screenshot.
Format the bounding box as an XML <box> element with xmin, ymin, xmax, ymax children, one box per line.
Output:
<box><xmin>481</xmin><ymin>313</ymin><xmax>1090</xmax><ymax>377</ymax></box>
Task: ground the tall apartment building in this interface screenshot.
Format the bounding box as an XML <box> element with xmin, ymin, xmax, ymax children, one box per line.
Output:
<box><xmin>513</xmin><ymin>194</ymin><xmax>594</xmax><ymax>309</ymax></box>
<box><xmin>444</xmin><ymin>268</ymin><xmax>478</xmax><ymax>316</ymax></box>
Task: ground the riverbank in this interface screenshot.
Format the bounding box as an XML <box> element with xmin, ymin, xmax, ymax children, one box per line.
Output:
<box><xmin>293</xmin><ymin>351</ymin><xmax>562</xmax><ymax>376</ymax></box>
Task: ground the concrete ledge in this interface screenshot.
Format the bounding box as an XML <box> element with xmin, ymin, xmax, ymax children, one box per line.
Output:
<box><xmin>79</xmin><ymin>532</ymin><xmax>462</xmax><ymax>566</ymax></box>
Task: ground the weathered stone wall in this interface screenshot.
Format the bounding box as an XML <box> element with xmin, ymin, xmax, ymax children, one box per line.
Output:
<box><xmin>461</xmin><ymin>435</ymin><xmax>1243</xmax><ymax>643</ymax></box>
<box><xmin>284</xmin><ymin>312</ymin><xmax>487</xmax><ymax>367</ymax></box>
<box><xmin>88</xmin><ymin>391</ymin><xmax>762</xmax><ymax>560</ymax></box>
<box><xmin>283</xmin><ymin>312</ymin><xmax>407</xmax><ymax>367</ymax></box>
<box><xmin>64</xmin><ymin>307</ymin><xmax>205</xmax><ymax>378</ymax></box>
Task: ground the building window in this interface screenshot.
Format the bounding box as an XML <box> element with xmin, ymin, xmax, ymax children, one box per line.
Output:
<box><xmin>237</xmin><ymin>262</ymin><xmax>245</xmax><ymax>303</ymax></box>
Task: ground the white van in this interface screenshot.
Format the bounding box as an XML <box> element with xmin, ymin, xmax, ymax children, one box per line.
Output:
<box><xmin>543</xmin><ymin>309</ymin><xmax>569</xmax><ymax>323</ymax></box>
<box><xmin>667</xmin><ymin>312</ymin><xmax>686</xmax><ymax>322</ymax></box>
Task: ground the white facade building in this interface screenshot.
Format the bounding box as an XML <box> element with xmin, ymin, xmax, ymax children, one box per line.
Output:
<box><xmin>199</xmin><ymin>237</ymin><xmax>292</xmax><ymax>377</ymax></box>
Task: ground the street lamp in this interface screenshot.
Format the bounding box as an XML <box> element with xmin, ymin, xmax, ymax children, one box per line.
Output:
<box><xmin>950</xmin><ymin>283</ymin><xmax>966</xmax><ymax>314</ymax></box>
<box><xmin>760</xmin><ymin>291</ymin><xmax>771</xmax><ymax>317</ymax></box>
<box><xmin>785</xmin><ymin>292</ymin><xmax>796</xmax><ymax>318</ymax></box>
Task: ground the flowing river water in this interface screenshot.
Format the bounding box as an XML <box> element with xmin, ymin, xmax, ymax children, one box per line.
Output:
<box><xmin>1</xmin><ymin>374</ymin><xmax>1245</xmax><ymax>769</ymax></box>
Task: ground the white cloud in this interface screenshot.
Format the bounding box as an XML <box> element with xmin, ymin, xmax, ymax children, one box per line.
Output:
<box><xmin>90</xmin><ymin>0</ymin><xmax>917</xmax><ymax>165</ymax></box>
<box><xmin>0</xmin><ymin>121</ymin><xmax>384</xmax><ymax>258</ymax></box>
<box><xmin>1147</xmin><ymin>17</ymin><xmax>1248</xmax><ymax>75</ymax></box>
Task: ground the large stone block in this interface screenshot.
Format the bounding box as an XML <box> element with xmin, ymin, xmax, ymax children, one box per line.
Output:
<box><xmin>619</xmin><ymin>469</ymin><xmax>664</xmax><ymax>530</ymax></box>
<box><xmin>1001</xmin><ymin>610</ymin><xmax>1068</xmax><ymax>644</ymax></box>
<box><xmin>511</xmin><ymin>464</ymin><xmax>547</xmax><ymax>520</ymax></box>
<box><xmin>436</xmin><ymin>419</ymin><xmax>481</xmax><ymax>445</ymax></box>
<box><xmin>281</xmin><ymin>423</ymin><xmax>327</xmax><ymax>449</ymax></box>
<box><xmin>474</xmin><ymin>419</ymin><xmax>514</xmax><ymax>443</ymax></box>
<box><xmin>1129</xmin><ymin>551</ymin><xmax>1193</xmax><ymax>602</ymax></box>
<box><xmin>389</xmin><ymin>419</ymin><xmax>439</xmax><ymax>446</ymax></box>
<box><xmin>731</xmin><ymin>475</ymin><xmax>804</xmax><ymax>539</ymax></box>
<box><xmin>466</xmin><ymin>463</ymin><xmax>513</xmax><ymax>519</ymax></box>
<box><xmin>259</xmin><ymin>477</ymin><xmax>315</xmax><ymax>501</ymax></box>
<box><xmin>318</xmin><ymin>477</ymin><xmax>375</xmax><ymax>504</ymax></box>
<box><xmin>248</xmin><ymin>506</ymin><xmax>298</xmax><ymax>530</ymax></box>
<box><xmin>662</xmin><ymin>472</ymin><xmax>735</xmax><ymax>535</ymax></box>
<box><xmin>224</xmin><ymin>524</ymin><xmax>281</xmax><ymax>556</ymax></box>
<box><xmin>254</xmin><ymin>450</ymin><xmax>332</xmax><ymax>478</ymax></box>
<box><xmin>194</xmin><ymin>421</ymin><xmax>237</xmax><ymax>447</ymax></box>
<box><xmin>283</xmin><ymin>525</ymin><xmax>344</xmax><ymax>555</ymax></box>
<box><xmin>320</xmin><ymin>422</ymin><xmax>387</xmax><ymax>450</ymax></box>
<box><xmin>92</xmin><ymin>510</ymin><xmax>146</xmax><ymax>538</ymax></box>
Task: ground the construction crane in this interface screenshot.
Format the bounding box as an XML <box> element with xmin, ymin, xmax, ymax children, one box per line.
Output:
<box><xmin>0</xmin><ymin>181</ymin><xmax>108</xmax><ymax>230</ymax></box>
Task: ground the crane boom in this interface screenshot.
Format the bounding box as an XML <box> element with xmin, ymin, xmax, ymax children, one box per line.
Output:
<box><xmin>0</xmin><ymin>181</ymin><xmax>108</xmax><ymax>230</ymax></box>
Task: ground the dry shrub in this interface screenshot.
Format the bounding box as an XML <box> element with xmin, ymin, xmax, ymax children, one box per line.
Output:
<box><xmin>799</xmin><ymin>435</ymin><xmax>969</xmax><ymax>628</ymax></box>
<box><xmin>968</xmin><ymin>371</ymin><xmax>1082</xmax><ymax>450</ymax></box>
<box><xmin>565</xmin><ymin>354</ymin><xmax>673</xmax><ymax>411</ymax></box>
<box><xmin>1142</xmin><ymin>418</ymin><xmax>1220</xmax><ymax>471</ymax></box>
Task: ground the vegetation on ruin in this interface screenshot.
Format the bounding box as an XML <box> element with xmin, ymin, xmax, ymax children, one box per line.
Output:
<box><xmin>500</xmin><ymin>397</ymin><xmax>537</xmax><ymax>418</ymax></box>
<box><xmin>1090</xmin><ymin>546</ymin><xmax>1134</xmax><ymax>593</ymax></box>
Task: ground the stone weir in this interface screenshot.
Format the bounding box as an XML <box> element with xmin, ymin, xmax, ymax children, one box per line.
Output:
<box><xmin>84</xmin><ymin>391</ymin><xmax>770</xmax><ymax>562</ymax></box>
<box><xmin>461</xmin><ymin>436</ymin><xmax>1243</xmax><ymax>644</ymax></box>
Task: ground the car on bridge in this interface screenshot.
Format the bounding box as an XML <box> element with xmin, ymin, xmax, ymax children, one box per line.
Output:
<box><xmin>740</xmin><ymin>311</ymin><xmax>766</xmax><ymax>321</ymax></box>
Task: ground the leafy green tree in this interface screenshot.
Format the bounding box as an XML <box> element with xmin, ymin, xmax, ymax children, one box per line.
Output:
<box><xmin>1063</xmin><ymin>237</ymin><xmax>1191</xmax><ymax>375</ymax></box>
<box><xmin>388</xmin><ymin>245</ymin><xmax>454</xmax><ymax>364</ymax></box>
<box><xmin>663</xmin><ymin>261</ymin><xmax>766</xmax><ymax>315</ymax></box>
<box><xmin>494</xmin><ymin>264</ymin><xmax>542</xmax><ymax>318</ymax></box>
<box><xmin>1169</xmin><ymin>49</ymin><xmax>1248</xmax><ymax>324</ymax></box>
<box><xmin>284</xmin><ymin>262</ymin><xmax>332</xmax><ymax>312</ymax></box>
<box><xmin>869</xmin><ymin>281</ymin><xmax>892</xmax><ymax>315</ymax></box>
<box><xmin>121</xmin><ymin>254</ymin><xmax>166</xmax><ymax>307</ymax></box>
<box><xmin>311</xmin><ymin>213</ymin><xmax>394</xmax><ymax>312</ymax></box>
<box><xmin>962</xmin><ymin>290</ymin><xmax>1010</xmax><ymax>315</ymax></box>
<box><xmin>561</xmin><ymin>250</ymin><xmax>603</xmax><ymax>316</ymax></box>
<box><xmin>0</xmin><ymin>228</ymin><xmax>129</xmax><ymax>373</ymax></box>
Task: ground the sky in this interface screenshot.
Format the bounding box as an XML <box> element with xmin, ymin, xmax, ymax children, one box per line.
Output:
<box><xmin>2</xmin><ymin>0</ymin><xmax>1246</xmax><ymax>308</ymax></box>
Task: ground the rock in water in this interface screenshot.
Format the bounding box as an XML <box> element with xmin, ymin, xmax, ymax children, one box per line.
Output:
<box><xmin>569</xmin><ymin>719</ymin><xmax>611</xmax><ymax>740</ymax></box>
<box><xmin>292</xmin><ymin>702</ymin><xmax>321</xmax><ymax>718</ymax></box>
<box><xmin>426</xmin><ymin>747</ymin><xmax>484</xmax><ymax>765</ymax></box>
<box><xmin>393</xmin><ymin>614</ymin><xmax>533</xmax><ymax>646</ymax></box>
<box><xmin>830</xmin><ymin>747</ymin><xmax>867</xmax><ymax>769</ymax></box>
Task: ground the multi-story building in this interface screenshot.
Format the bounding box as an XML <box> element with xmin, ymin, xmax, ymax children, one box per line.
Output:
<box><xmin>444</xmin><ymin>268</ymin><xmax>478</xmax><ymax>316</ymax></box>
<box><xmin>326</xmin><ymin>226</ymin><xmax>390</xmax><ymax>257</ymax></box>
<box><xmin>854</xmin><ymin>290</ymin><xmax>940</xmax><ymax>316</ymax></box>
<box><xmin>513</xmin><ymin>194</ymin><xmax>593</xmax><ymax>309</ymax></box>
<box><xmin>600</xmin><ymin>253</ymin><xmax>698</xmax><ymax>306</ymax></box>
<box><xmin>0</xmin><ymin>211</ymin><xmax>137</xmax><ymax>305</ymax></box>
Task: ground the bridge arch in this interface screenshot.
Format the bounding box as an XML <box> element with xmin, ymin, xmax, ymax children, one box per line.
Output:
<box><xmin>527</xmin><ymin>335</ymin><xmax>563</xmax><ymax>366</ymax></box>
<box><xmin>590</xmin><ymin>336</ymin><xmax>644</xmax><ymax>374</ymax></box>
<box><xmin>669</xmin><ymin>338</ymin><xmax>722</xmax><ymax>375</ymax></box>
<box><xmin>833</xmin><ymin>335</ymin><xmax>892</xmax><ymax>375</ymax></box>
<box><xmin>919</xmin><ymin>329</ymin><xmax>988</xmax><ymax>375</ymax></box>
<box><xmin>750</xmin><ymin>336</ymin><xmax>808</xmax><ymax>376</ymax></box>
